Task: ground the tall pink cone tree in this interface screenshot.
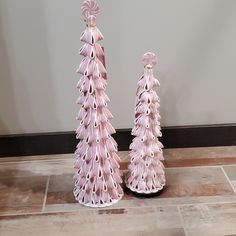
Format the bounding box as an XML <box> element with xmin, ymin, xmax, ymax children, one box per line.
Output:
<box><xmin>125</xmin><ymin>52</ymin><xmax>166</xmax><ymax>194</ymax></box>
<box><xmin>74</xmin><ymin>0</ymin><xmax>123</xmax><ymax>207</ymax></box>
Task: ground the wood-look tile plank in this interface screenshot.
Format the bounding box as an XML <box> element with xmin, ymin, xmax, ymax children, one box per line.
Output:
<box><xmin>0</xmin><ymin>206</ymin><xmax>185</xmax><ymax>236</ymax></box>
<box><xmin>44</xmin><ymin>167</ymin><xmax>235</xmax><ymax>210</ymax></box>
<box><xmin>122</xmin><ymin>146</ymin><xmax>236</xmax><ymax>167</ymax></box>
<box><xmin>164</xmin><ymin>157</ymin><xmax>236</xmax><ymax>168</ymax></box>
<box><xmin>44</xmin><ymin>195</ymin><xmax>236</xmax><ymax>214</ymax></box>
<box><xmin>0</xmin><ymin>159</ymin><xmax>73</xmax><ymax>179</ymax></box>
<box><xmin>180</xmin><ymin>203</ymin><xmax>236</xmax><ymax>236</ymax></box>
<box><xmin>1</xmin><ymin>146</ymin><xmax>236</xmax><ymax>168</ymax></box>
<box><xmin>0</xmin><ymin>154</ymin><xmax>74</xmax><ymax>163</ymax></box>
<box><xmin>164</xmin><ymin>146</ymin><xmax>236</xmax><ymax>159</ymax></box>
<box><xmin>120</xmin><ymin>147</ymin><xmax>236</xmax><ymax>168</ymax></box>
<box><xmin>161</xmin><ymin>167</ymin><xmax>234</xmax><ymax>198</ymax></box>
<box><xmin>0</xmin><ymin>176</ymin><xmax>47</xmax><ymax>216</ymax></box>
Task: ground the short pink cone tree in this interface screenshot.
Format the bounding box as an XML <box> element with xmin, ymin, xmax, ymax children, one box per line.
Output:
<box><xmin>74</xmin><ymin>0</ymin><xmax>123</xmax><ymax>207</ymax></box>
<box><xmin>125</xmin><ymin>52</ymin><xmax>166</xmax><ymax>194</ymax></box>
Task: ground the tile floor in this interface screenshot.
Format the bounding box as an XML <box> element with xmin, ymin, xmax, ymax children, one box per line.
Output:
<box><xmin>0</xmin><ymin>146</ymin><xmax>236</xmax><ymax>236</ymax></box>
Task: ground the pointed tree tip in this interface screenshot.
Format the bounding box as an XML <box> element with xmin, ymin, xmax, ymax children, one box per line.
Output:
<box><xmin>142</xmin><ymin>52</ymin><xmax>157</xmax><ymax>68</ymax></box>
<box><xmin>81</xmin><ymin>0</ymin><xmax>100</xmax><ymax>19</ymax></box>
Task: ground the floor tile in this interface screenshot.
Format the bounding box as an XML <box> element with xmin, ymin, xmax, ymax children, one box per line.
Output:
<box><xmin>46</xmin><ymin>174</ymin><xmax>76</xmax><ymax>205</ymax></box>
<box><xmin>0</xmin><ymin>159</ymin><xmax>73</xmax><ymax>179</ymax></box>
<box><xmin>160</xmin><ymin>167</ymin><xmax>234</xmax><ymax>198</ymax></box>
<box><xmin>44</xmin><ymin>195</ymin><xmax>236</xmax><ymax>214</ymax></box>
<box><xmin>44</xmin><ymin>167</ymin><xmax>235</xmax><ymax>212</ymax></box>
<box><xmin>164</xmin><ymin>146</ymin><xmax>236</xmax><ymax>167</ymax></box>
<box><xmin>164</xmin><ymin>146</ymin><xmax>236</xmax><ymax>160</ymax></box>
<box><xmin>0</xmin><ymin>154</ymin><xmax>74</xmax><ymax>163</ymax></box>
<box><xmin>121</xmin><ymin>146</ymin><xmax>236</xmax><ymax>169</ymax></box>
<box><xmin>119</xmin><ymin>146</ymin><xmax>236</xmax><ymax>166</ymax></box>
<box><xmin>164</xmin><ymin>157</ymin><xmax>236</xmax><ymax>168</ymax></box>
<box><xmin>0</xmin><ymin>206</ymin><xmax>185</xmax><ymax>236</ymax></box>
<box><xmin>0</xmin><ymin>176</ymin><xmax>47</xmax><ymax>215</ymax></box>
<box><xmin>180</xmin><ymin>203</ymin><xmax>236</xmax><ymax>236</ymax></box>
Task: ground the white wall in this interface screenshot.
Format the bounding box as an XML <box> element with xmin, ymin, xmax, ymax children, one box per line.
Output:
<box><xmin>0</xmin><ymin>0</ymin><xmax>236</xmax><ymax>135</ymax></box>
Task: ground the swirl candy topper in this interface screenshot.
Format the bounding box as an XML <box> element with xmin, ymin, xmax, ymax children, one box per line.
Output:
<box><xmin>82</xmin><ymin>0</ymin><xmax>100</xmax><ymax>26</ymax></box>
<box><xmin>142</xmin><ymin>52</ymin><xmax>157</xmax><ymax>69</ymax></box>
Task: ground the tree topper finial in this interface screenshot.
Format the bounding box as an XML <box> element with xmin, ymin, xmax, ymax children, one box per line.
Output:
<box><xmin>82</xmin><ymin>0</ymin><xmax>99</xmax><ymax>20</ymax></box>
<box><xmin>142</xmin><ymin>52</ymin><xmax>157</xmax><ymax>69</ymax></box>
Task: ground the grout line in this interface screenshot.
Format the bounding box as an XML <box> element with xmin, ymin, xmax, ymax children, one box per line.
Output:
<box><xmin>41</xmin><ymin>176</ymin><xmax>50</xmax><ymax>212</ymax></box>
<box><xmin>177</xmin><ymin>206</ymin><xmax>189</xmax><ymax>236</ymax></box>
<box><xmin>221</xmin><ymin>166</ymin><xmax>236</xmax><ymax>194</ymax></box>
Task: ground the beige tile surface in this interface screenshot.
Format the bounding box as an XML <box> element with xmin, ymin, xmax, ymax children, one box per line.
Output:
<box><xmin>180</xmin><ymin>203</ymin><xmax>236</xmax><ymax>236</ymax></box>
<box><xmin>121</xmin><ymin>146</ymin><xmax>236</xmax><ymax>168</ymax></box>
<box><xmin>42</xmin><ymin>165</ymin><xmax>236</xmax><ymax>232</ymax></box>
<box><xmin>0</xmin><ymin>159</ymin><xmax>73</xmax><ymax>178</ymax></box>
<box><xmin>44</xmin><ymin>167</ymin><xmax>235</xmax><ymax>211</ymax></box>
<box><xmin>164</xmin><ymin>146</ymin><xmax>236</xmax><ymax>159</ymax></box>
<box><xmin>0</xmin><ymin>154</ymin><xmax>74</xmax><ymax>163</ymax></box>
<box><xmin>0</xmin><ymin>206</ymin><xmax>185</xmax><ymax>236</ymax></box>
<box><xmin>162</xmin><ymin>167</ymin><xmax>235</xmax><ymax>197</ymax></box>
<box><xmin>44</xmin><ymin>195</ymin><xmax>236</xmax><ymax>214</ymax></box>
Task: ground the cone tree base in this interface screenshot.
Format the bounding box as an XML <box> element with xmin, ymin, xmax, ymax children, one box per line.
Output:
<box><xmin>125</xmin><ymin>184</ymin><xmax>165</xmax><ymax>198</ymax></box>
<box><xmin>75</xmin><ymin>193</ymin><xmax>124</xmax><ymax>208</ymax></box>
